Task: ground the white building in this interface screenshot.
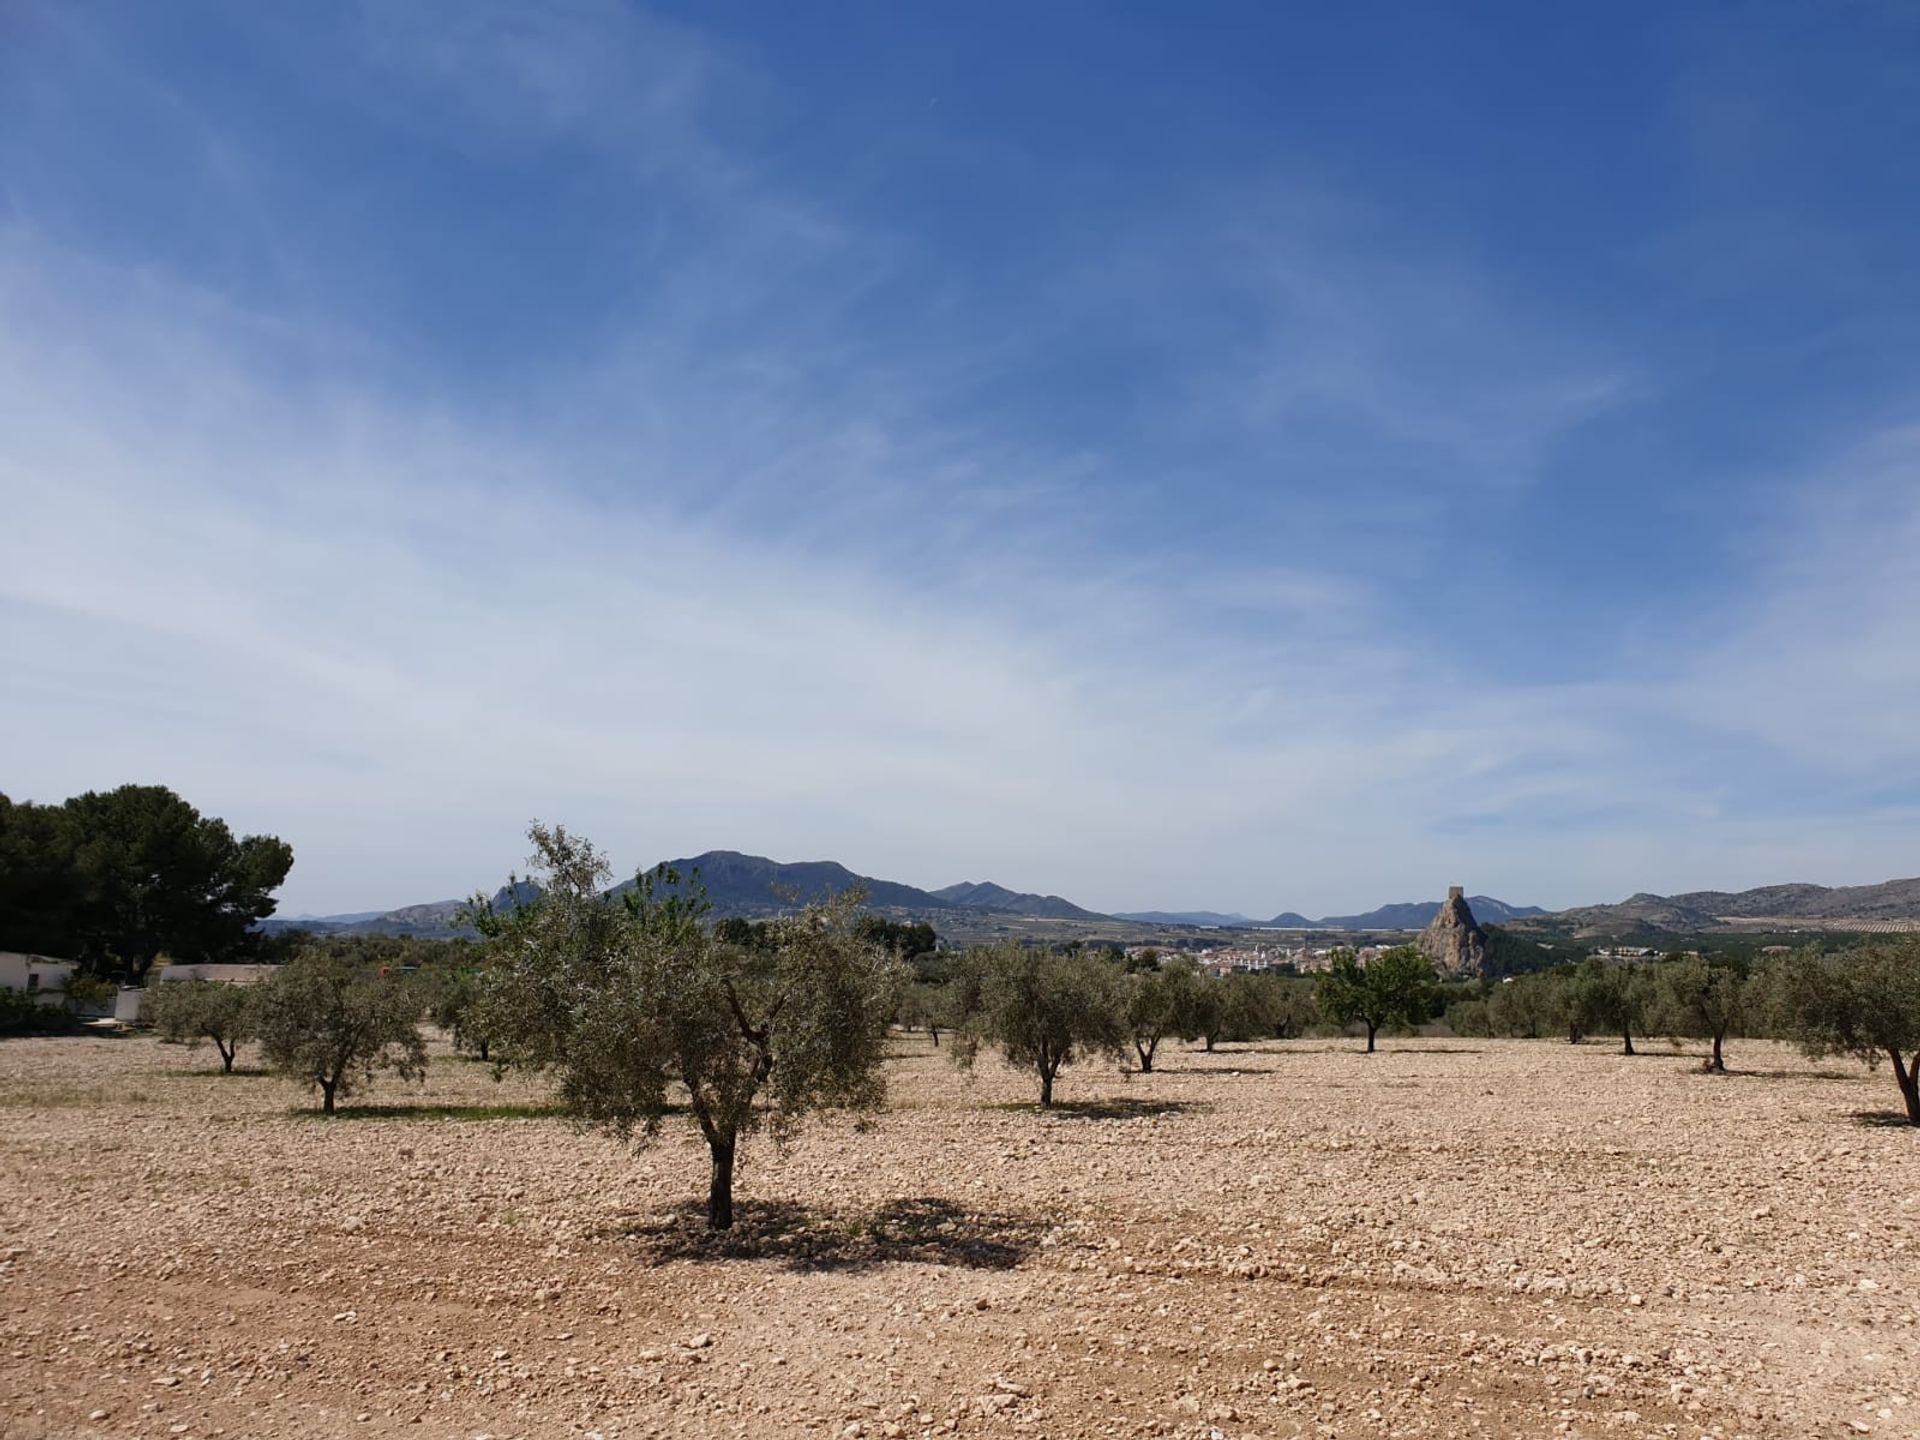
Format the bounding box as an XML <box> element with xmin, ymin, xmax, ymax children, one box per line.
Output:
<box><xmin>0</xmin><ymin>952</ymin><xmax>78</xmax><ymax>1008</ymax></box>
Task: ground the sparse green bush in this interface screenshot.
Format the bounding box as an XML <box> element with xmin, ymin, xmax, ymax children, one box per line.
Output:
<box><xmin>1445</xmin><ymin>998</ymin><xmax>1491</xmax><ymax>1037</ymax></box>
<box><xmin>0</xmin><ymin>987</ymin><xmax>75</xmax><ymax>1035</ymax></box>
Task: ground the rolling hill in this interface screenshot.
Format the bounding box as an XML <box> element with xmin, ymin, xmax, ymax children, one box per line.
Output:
<box><xmin>1534</xmin><ymin>875</ymin><xmax>1920</xmax><ymax>936</ymax></box>
<box><xmin>264</xmin><ymin>854</ymin><xmax>1114</xmax><ymax>936</ymax></box>
<box><xmin>936</xmin><ymin>881</ymin><xmax>1106</xmax><ymax>920</ymax></box>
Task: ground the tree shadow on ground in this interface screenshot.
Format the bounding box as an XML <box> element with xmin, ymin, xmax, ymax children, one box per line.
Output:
<box><xmin>1736</xmin><ymin>1068</ymin><xmax>1858</xmax><ymax>1082</ymax></box>
<box><xmin>616</xmin><ymin>1196</ymin><xmax>1050</xmax><ymax>1272</ymax></box>
<box><xmin>1048</xmin><ymin>1097</ymin><xmax>1200</xmax><ymax>1120</ymax></box>
<box><xmin>985</xmin><ymin>1097</ymin><xmax>1201</xmax><ymax>1120</ymax></box>
<box><xmin>1848</xmin><ymin>1110</ymin><xmax>1919</xmax><ymax>1129</ymax></box>
<box><xmin>1149</xmin><ymin>1063</ymin><xmax>1279</xmax><ymax>1075</ymax></box>
<box><xmin>290</xmin><ymin>1101</ymin><xmax>570</xmax><ymax>1121</ymax></box>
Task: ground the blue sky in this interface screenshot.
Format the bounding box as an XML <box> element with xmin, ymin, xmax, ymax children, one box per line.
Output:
<box><xmin>4</xmin><ymin>1</ymin><xmax>1919</xmax><ymax>916</ymax></box>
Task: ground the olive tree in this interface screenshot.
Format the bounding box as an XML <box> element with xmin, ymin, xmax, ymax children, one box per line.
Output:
<box><xmin>479</xmin><ymin>823</ymin><xmax>898</xmax><ymax>1229</ymax></box>
<box><xmin>1573</xmin><ymin>958</ymin><xmax>1655</xmax><ymax>1055</ymax></box>
<box><xmin>1657</xmin><ymin>954</ymin><xmax>1747</xmax><ymax>1073</ymax></box>
<box><xmin>425</xmin><ymin>968</ymin><xmax>492</xmax><ymax>1060</ymax></box>
<box><xmin>951</xmin><ymin>944</ymin><xmax>1127</xmax><ymax>1106</ymax></box>
<box><xmin>1772</xmin><ymin>940</ymin><xmax>1920</xmax><ymax>1125</ymax></box>
<box><xmin>256</xmin><ymin>950</ymin><xmax>427</xmax><ymax>1113</ymax></box>
<box><xmin>1262</xmin><ymin>976</ymin><xmax>1320</xmax><ymax>1040</ymax></box>
<box><xmin>1199</xmin><ymin>972</ymin><xmax>1276</xmax><ymax>1051</ymax></box>
<box><xmin>1124</xmin><ymin>956</ymin><xmax>1206</xmax><ymax>1072</ymax></box>
<box><xmin>148</xmin><ymin>978</ymin><xmax>257</xmax><ymax>1073</ymax></box>
<box><xmin>1315</xmin><ymin>945</ymin><xmax>1437</xmax><ymax>1053</ymax></box>
<box><xmin>895</xmin><ymin>978</ymin><xmax>953</xmax><ymax>1046</ymax></box>
<box><xmin>1487</xmin><ymin>973</ymin><xmax>1552</xmax><ymax>1038</ymax></box>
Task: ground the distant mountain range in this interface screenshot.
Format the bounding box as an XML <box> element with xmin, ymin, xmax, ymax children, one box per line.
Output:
<box><xmin>1532</xmin><ymin>876</ymin><xmax>1920</xmax><ymax>936</ymax></box>
<box><xmin>1306</xmin><ymin>896</ymin><xmax>1548</xmax><ymax>930</ymax></box>
<box><xmin>267</xmin><ymin>847</ymin><xmax>1558</xmax><ymax>942</ymax></box>
<box><xmin>1108</xmin><ymin>901</ymin><xmax>1551</xmax><ymax>929</ymax></box>
<box><xmin>264</xmin><ymin>858</ymin><xmax>1920</xmax><ymax>943</ymax></box>
<box><xmin>932</xmin><ymin>881</ymin><xmax>1104</xmax><ymax>920</ymax></box>
<box><xmin>265</xmin><ymin>851</ymin><xmax>1108</xmax><ymax>938</ymax></box>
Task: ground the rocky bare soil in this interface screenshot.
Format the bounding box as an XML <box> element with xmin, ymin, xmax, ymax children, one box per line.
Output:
<box><xmin>2</xmin><ymin>1032</ymin><xmax>1916</xmax><ymax>1439</ymax></box>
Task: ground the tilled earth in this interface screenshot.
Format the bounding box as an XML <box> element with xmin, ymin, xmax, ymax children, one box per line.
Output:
<box><xmin>2</xmin><ymin>1031</ymin><xmax>1916</xmax><ymax>1440</ymax></box>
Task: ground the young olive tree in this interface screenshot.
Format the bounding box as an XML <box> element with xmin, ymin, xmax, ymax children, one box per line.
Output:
<box><xmin>479</xmin><ymin>823</ymin><xmax>898</xmax><ymax>1229</ymax></box>
<box><xmin>1124</xmin><ymin>956</ymin><xmax>1207</xmax><ymax>1072</ymax></box>
<box><xmin>952</xmin><ymin>943</ymin><xmax>1127</xmax><ymax>1106</ymax></box>
<box><xmin>1657</xmin><ymin>954</ymin><xmax>1747</xmax><ymax>1073</ymax></box>
<box><xmin>1315</xmin><ymin>945</ymin><xmax>1438</xmax><ymax>1053</ymax></box>
<box><xmin>897</xmin><ymin>979</ymin><xmax>953</xmax><ymax>1046</ymax></box>
<box><xmin>1773</xmin><ymin>940</ymin><xmax>1920</xmax><ymax>1125</ymax></box>
<box><xmin>256</xmin><ymin>950</ymin><xmax>427</xmax><ymax>1113</ymax></box>
<box><xmin>148</xmin><ymin>978</ymin><xmax>257</xmax><ymax>1073</ymax></box>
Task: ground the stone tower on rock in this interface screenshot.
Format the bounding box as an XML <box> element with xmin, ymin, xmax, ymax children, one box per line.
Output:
<box><xmin>1419</xmin><ymin>886</ymin><xmax>1487</xmax><ymax>978</ymax></box>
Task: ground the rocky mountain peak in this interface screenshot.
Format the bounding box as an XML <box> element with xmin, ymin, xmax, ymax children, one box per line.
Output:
<box><xmin>1418</xmin><ymin>885</ymin><xmax>1488</xmax><ymax>977</ymax></box>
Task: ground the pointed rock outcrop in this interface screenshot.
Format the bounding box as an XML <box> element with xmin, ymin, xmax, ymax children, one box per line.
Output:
<box><xmin>1418</xmin><ymin>885</ymin><xmax>1487</xmax><ymax>978</ymax></box>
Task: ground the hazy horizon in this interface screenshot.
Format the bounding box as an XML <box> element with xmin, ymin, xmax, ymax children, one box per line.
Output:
<box><xmin>5</xmin><ymin>3</ymin><xmax>1918</xmax><ymax>916</ymax></box>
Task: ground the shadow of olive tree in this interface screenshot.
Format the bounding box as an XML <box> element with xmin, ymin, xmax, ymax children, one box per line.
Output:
<box><xmin>609</xmin><ymin>1195</ymin><xmax>1052</xmax><ymax>1272</ymax></box>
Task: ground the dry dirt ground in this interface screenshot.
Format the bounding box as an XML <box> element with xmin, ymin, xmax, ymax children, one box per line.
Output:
<box><xmin>3</xmin><ymin>1032</ymin><xmax>1917</xmax><ymax>1440</ymax></box>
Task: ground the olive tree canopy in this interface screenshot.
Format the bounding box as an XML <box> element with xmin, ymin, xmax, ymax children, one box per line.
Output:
<box><xmin>1315</xmin><ymin>945</ymin><xmax>1437</xmax><ymax>1053</ymax></box>
<box><xmin>951</xmin><ymin>943</ymin><xmax>1128</xmax><ymax>1105</ymax></box>
<box><xmin>256</xmin><ymin>949</ymin><xmax>426</xmax><ymax>1114</ymax></box>
<box><xmin>1123</xmin><ymin>956</ymin><xmax>1207</xmax><ymax>1073</ymax></box>
<box><xmin>476</xmin><ymin>823</ymin><xmax>899</xmax><ymax>1229</ymax></box>
<box><xmin>1657</xmin><ymin>954</ymin><xmax>1747</xmax><ymax>1073</ymax></box>
<box><xmin>1773</xmin><ymin>940</ymin><xmax>1920</xmax><ymax>1125</ymax></box>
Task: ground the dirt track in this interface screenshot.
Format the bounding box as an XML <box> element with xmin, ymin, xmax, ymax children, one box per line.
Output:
<box><xmin>2</xmin><ymin>1031</ymin><xmax>1916</xmax><ymax>1439</ymax></box>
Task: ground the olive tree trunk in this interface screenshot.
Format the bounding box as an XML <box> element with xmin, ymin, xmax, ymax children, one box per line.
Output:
<box><xmin>707</xmin><ymin>1132</ymin><xmax>737</xmax><ymax>1229</ymax></box>
<box><xmin>1892</xmin><ymin>1050</ymin><xmax>1920</xmax><ymax>1127</ymax></box>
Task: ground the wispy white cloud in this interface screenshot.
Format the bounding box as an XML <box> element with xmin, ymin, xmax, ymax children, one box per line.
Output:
<box><xmin>4</xmin><ymin>3</ymin><xmax>1919</xmax><ymax>919</ymax></box>
<box><xmin>0</xmin><ymin>225</ymin><xmax>1628</xmax><ymax>914</ymax></box>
